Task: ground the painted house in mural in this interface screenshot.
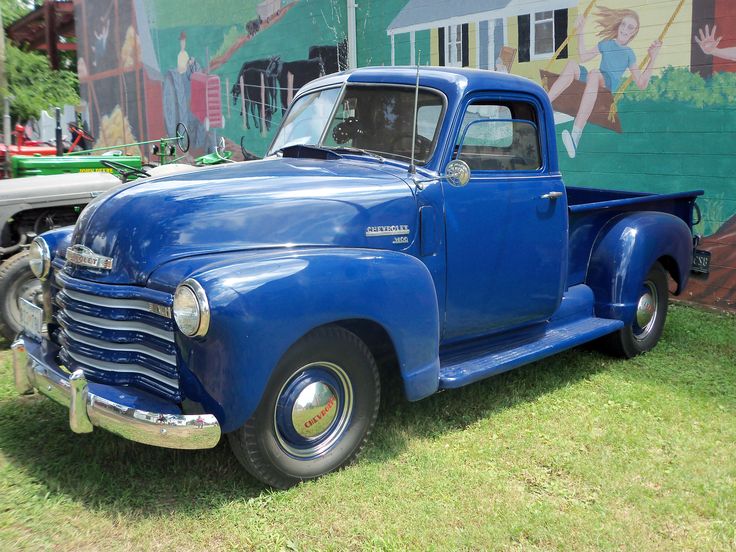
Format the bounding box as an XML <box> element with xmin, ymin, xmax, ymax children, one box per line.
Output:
<box><xmin>387</xmin><ymin>0</ymin><xmax>575</xmax><ymax>72</ymax></box>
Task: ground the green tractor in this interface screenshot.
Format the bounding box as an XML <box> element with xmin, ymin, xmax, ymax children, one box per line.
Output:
<box><xmin>7</xmin><ymin>123</ymin><xmax>191</xmax><ymax>180</ymax></box>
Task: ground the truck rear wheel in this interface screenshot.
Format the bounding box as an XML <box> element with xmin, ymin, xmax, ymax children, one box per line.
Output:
<box><xmin>0</xmin><ymin>251</ymin><xmax>42</xmax><ymax>340</ymax></box>
<box><xmin>228</xmin><ymin>326</ymin><xmax>380</xmax><ymax>489</ymax></box>
<box><xmin>598</xmin><ymin>262</ymin><xmax>668</xmax><ymax>358</ymax></box>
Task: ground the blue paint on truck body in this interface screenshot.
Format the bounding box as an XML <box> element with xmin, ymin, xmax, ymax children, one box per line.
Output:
<box><xmin>30</xmin><ymin>68</ymin><xmax>702</xmax><ymax>434</ymax></box>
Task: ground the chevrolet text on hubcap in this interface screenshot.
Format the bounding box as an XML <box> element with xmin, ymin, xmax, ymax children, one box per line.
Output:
<box><xmin>633</xmin><ymin>281</ymin><xmax>658</xmax><ymax>340</ymax></box>
<box><xmin>274</xmin><ymin>362</ymin><xmax>353</xmax><ymax>458</ymax></box>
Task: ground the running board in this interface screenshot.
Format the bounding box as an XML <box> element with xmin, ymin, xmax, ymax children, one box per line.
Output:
<box><xmin>439</xmin><ymin>317</ymin><xmax>623</xmax><ymax>389</ymax></box>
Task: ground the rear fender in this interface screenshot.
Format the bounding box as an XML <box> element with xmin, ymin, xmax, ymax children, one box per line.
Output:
<box><xmin>175</xmin><ymin>248</ymin><xmax>441</xmax><ymax>433</ymax></box>
<box><xmin>586</xmin><ymin>212</ymin><xmax>692</xmax><ymax>324</ymax></box>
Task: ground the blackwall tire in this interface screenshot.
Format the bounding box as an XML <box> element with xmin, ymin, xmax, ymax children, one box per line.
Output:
<box><xmin>228</xmin><ymin>326</ymin><xmax>380</xmax><ymax>489</ymax></box>
<box><xmin>0</xmin><ymin>251</ymin><xmax>42</xmax><ymax>340</ymax></box>
<box><xmin>597</xmin><ymin>262</ymin><xmax>669</xmax><ymax>358</ymax></box>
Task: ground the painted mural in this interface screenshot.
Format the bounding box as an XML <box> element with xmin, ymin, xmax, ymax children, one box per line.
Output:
<box><xmin>73</xmin><ymin>0</ymin><xmax>736</xmax><ymax>311</ymax></box>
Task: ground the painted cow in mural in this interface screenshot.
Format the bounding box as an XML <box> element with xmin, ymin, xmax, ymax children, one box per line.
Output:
<box><xmin>234</xmin><ymin>68</ymin><xmax>278</xmax><ymax>132</ymax></box>
<box><xmin>273</xmin><ymin>57</ymin><xmax>326</xmax><ymax>115</ymax></box>
<box><xmin>231</xmin><ymin>57</ymin><xmax>280</xmax><ymax>132</ymax></box>
<box><xmin>308</xmin><ymin>39</ymin><xmax>348</xmax><ymax>74</ymax></box>
<box><xmin>246</xmin><ymin>16</ymin><xmax>262</xmax><ymax>37</ymax></box>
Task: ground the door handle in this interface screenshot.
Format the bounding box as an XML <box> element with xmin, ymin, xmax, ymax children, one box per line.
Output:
<box><xmin>540</xmin><ymin>191</ymin><xmax>563</xmax><ymax>200</ymax></box>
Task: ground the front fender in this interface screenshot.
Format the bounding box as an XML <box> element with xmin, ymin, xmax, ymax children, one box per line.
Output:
<box><xmin>586</xmin><ymin>211</ymin><xmax>692</xmax><ymax>324</ymax></box>
<box><xmin>163</xmin><ymin>248</ymin><xmax>440</xmax><ymax>433</ymax></box>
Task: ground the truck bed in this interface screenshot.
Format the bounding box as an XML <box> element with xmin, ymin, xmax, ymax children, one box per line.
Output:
<box><xmin>566</xmin><ymin>186</ymin><xmax>703</xmax><ymax>286</ymax></box>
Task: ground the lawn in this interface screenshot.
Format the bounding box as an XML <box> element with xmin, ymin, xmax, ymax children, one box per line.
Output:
<box><xmin>1</xmin><ymin>304</ymin><xmax>734</xmax><ymax>550</ymax></box>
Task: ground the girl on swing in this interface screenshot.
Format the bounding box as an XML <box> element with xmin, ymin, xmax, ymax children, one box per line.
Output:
<box><xmin>547</xmin><ymin>6</ymin><xmax>662</xmax><ymax>158</ymax></box>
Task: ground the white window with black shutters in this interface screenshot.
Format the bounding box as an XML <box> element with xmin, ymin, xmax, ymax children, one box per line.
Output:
<box><xmin>532</xmin><ymin>11</ymin><xmax>554</xmax><ymax>58</ymax></box>
<box><xmin>446</xmin><ymin>24</ymin><xmax>463</xmax><ymax>67</ymax></box>
<box><xmin>437</xmin><ymin>23</ymin><xmax>469</xmax><ymax>67</ymax></box>
<box><xmin>518</xmin><ymin>9</ymin><xmax>568</xmax><ymax>62</ymax></box>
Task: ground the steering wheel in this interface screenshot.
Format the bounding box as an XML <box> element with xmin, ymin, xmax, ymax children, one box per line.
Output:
<box><xmin>389</xmin><ymin>132</ymin><xmax>431</xmax><ymax>160</ymax></box>
<box><xmin>331</xmin><ymin>117</ymin><xmax>364</xmax><ymax>145</ymax></box>
<box><xmin>175</xmin><ymin>122</ymin><xmax>190</xmax><ymax>153</ymax></box>
<box><xmin>100</xmin><ymin>159</ymin><xmax>151</xmax><ymax>182</ymax></box>
<box><xmin>68</xmin><ymin>123</ymin><xmax>95</xmax><ymax>142</ymax></box>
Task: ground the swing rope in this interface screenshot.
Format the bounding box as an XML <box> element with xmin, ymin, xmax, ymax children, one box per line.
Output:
<box><xmin>607</xmin><ymin>0</ymin><xmax>685</xmax><ymax>122</ymax></box>
<box><xmin>544</xmin><ymin>0</ymin><xmax>597</xmax><ymax>73</ymax></box>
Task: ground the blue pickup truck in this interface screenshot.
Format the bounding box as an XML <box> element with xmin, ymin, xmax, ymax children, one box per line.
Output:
<box><xmin>13</xmin><ymin>67</ymin><xmax>705</xmax><ymax>488</ymax></box>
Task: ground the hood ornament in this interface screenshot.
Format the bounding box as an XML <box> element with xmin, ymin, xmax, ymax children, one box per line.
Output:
<box><xmin>66</xmin><ymin>244</ymin><xmax>114</xmax><ymax>271</ymax></box>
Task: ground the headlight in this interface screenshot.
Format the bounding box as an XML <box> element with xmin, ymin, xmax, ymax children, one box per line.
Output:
<box><xmin>28</xmin><ymin>237</ymin><xmax>51</xmax><ymax>280</ymax></box>
<box><xmin>173</xmin><ymin>279</ymin><xmax>210</xmax><ymax>337</ymax></box>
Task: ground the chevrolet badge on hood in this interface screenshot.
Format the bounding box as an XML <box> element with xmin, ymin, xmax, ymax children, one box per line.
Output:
<box><xmin>66</xmin><ymin>244</ymin><xmax>114</xmax><ymax>270</ymax></box>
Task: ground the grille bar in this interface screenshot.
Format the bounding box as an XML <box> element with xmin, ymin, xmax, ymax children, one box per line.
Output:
<box><xmin>64</xmin><ymin>328</ymin><xmax>177</xmax><ymax>366</ymax></box>
<box><xmin>63</xmin><ymin>288</ymin><xmax>166</xmax><ymax>314</ymax></box>
<box><xmin>60</xmin><ymin>308</ymin><xmax>174</xmax><ymax>342</ymax></box>
<box><xmin>55</xmin><ymin>270</ymin><xmax>181</xmax><ymax>402</ymax></box>
<box><xmin>64</xmin><ymin>350</ymin><xmax>179</xmax><ymax>389</ymax></box>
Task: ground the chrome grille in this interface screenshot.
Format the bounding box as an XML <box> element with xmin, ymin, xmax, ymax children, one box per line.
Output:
<box><xmin>53</xmin><ymin>271</ymin><xmax>181</xmax><ymax>401</ymax></box>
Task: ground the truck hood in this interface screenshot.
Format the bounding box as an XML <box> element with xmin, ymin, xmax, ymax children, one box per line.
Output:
<box><xmin>67</xmin><ymin>157</ymin><xmax>417</xmax><ymax>285</ymax></box>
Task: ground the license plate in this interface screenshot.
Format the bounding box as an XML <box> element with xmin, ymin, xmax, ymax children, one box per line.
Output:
<box><xmin>19</xmin><ymin>298</ymin><xmax>43</xmax><ymax>338</ymax></box>
<box><xmin>692</xmin><ymin>249</ymin><xmax>711</xmax><ymax>275</ymax></box>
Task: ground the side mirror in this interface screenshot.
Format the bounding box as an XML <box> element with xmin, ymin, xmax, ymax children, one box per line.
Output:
<box><xmin>445</xmin><ymin>159</ymin><xmax>470</xmax><ymax>187</ymax></box>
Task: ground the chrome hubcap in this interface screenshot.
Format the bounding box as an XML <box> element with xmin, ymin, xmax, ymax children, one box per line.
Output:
<box><xmin>291</xmin><ymin>382</ymin><xmax>339</xmax><ymax>439</ymax></box>
<box><xmin>634</xmin><ymin>281</ymin><xmax>658</xmax><ymax>340</ymax></box>
<box><xmin>274</xmin><ymin>362</ymin><xmax>354</xmax><ymax>459</ymax></box>
<box><xmin>8</xmin><ymin>274</ymin><xmax>42</xmax><ymax>330</ymax></box>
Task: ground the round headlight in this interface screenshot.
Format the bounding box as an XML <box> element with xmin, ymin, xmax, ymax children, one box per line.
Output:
<box><xmin>28</xmin><ymin>237</ymin><xmax>51</xmax><ymax>279</ymax></box>
<box><xmin>173</xmin><ymin>279</ymin><xmax>210</xmax><ymax>337</ymax></box>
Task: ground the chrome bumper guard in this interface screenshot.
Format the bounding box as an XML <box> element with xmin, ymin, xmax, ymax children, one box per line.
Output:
<box><xmin>12</xmin><ymin>337</ymin><xmax>221</xmax><ymax>450</ymax></box>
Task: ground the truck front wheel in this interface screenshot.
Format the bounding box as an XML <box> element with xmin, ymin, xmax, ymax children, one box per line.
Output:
<box><xmin>0</xmin><ymin>251</ymin><xmax>42</xmax><ymax>340</ymax></box>
<box><xmin>228</xmin><ymin>326</ymin><xmax>381</xmax><ymax>488</ymax></box>
<box><xmin>598</xmin><ymin>261</ymin><xmax>669</xmax><ymax>358</ymax></box>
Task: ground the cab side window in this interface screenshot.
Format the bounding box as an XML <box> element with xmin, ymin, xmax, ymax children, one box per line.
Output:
<box><xmin>455</xmin><ymin>101</ymin><xmax>541</xmax><ymax>171</ymax></box>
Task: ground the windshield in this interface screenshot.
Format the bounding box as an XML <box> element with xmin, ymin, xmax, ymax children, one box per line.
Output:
<box><xmin>268</xmin><ymin>87</ymin><xmax>341</xmax><ymax>153</ymax></box>
<box><xmin>268</xmin><ymin>85</ymin><xmax>444</xmax><ymax>164</ymax></box>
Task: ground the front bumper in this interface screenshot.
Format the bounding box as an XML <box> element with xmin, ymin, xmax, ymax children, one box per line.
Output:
<box><xmin>13</xmin><ymin>336</ymin><xmax>221</xmax><ymax>450</ymax></box>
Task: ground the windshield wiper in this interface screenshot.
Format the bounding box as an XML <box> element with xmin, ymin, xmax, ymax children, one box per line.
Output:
<box><xmin>322</xmin><ymin>146</ymin><xmax>384</xmax><ymax>162</ymax></box>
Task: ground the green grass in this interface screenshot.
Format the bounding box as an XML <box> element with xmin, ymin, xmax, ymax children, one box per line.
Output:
<box><xmin>1</xmin><ymin>304</ymin><xmax>735</xmax><ymax>550</ymax></box>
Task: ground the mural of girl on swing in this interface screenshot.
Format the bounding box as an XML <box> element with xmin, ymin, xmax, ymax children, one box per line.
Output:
<box><xmin>546</xmin><ymin>6</ymin><xmax>662</xmax><ymax>158</ymax></box>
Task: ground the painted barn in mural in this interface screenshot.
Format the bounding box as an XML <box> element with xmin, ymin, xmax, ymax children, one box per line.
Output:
<box><xmin>72</xmin><ymin>0</ymin><xmax>736</xmax><ymax>311</ymax></box>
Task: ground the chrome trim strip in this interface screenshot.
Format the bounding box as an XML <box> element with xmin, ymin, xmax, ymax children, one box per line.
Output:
<box><xmin>12</xmin><ymin>338</ymin><xmax>220</xmax><ymax>450</ymax></box>
<box><xmin>64</xmin><ymin>328</ymin><xmax>177</xmax><ymax>366</ymax></box>
<box><xmin>63</xmin><ymin>309</ymin><xmax>174</xmax><ymax>342</ymax></box>
<box><xmin>66</xmin><ymin>350</ymin><xmax>179</xmax><ymax>389</ymax></box>
<box><xmin>62</xmin><ymin>289</ymin><xmax>171</xmax><ymax>317</ymax></box>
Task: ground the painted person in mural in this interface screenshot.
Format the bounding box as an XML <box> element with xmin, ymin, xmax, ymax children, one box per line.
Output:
<box><xmin>695</xmin><ymin>25</ymin><xmax>736</xmax><ymax>62</ymax></box>
<box><xmin>546</xmin><ymin>7</ymin><xmax>662</xmax><ymax>158</ymax></box>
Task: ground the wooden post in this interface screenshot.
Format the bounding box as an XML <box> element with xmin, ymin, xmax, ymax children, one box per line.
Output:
<box><xmin>226</xmin><ymin>77</ymin><xmax>231</xmax><ymax>117</ymax></box>
<box><xmin>239</xmin><ymin>75</ymin><xmax>246</xmax><ymax>128</ymax></box>
<box><xmin>45</xmin><ymin>0</ymin><xmax>60</xmax><ymax>70</ymax></box>
<box><xmin>260</xmin><ymin>71</ymin><xmax>266</xmax><ymax>136</ymax></box>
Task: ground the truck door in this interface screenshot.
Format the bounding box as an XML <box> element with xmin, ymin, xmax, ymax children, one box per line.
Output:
<box><xmin>442</xmin><ymin>98</ymin><xmax>567</xmax><ymax>341</ymax></box>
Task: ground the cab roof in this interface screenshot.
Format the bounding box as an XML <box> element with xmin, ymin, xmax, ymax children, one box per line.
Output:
<box><xmin>298</xmin><ymin>66</ymin><xmax>547</xmax><ymax>104</ymax></box>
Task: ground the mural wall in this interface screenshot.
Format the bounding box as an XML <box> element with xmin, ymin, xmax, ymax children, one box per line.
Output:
<box><xmin>73</xmin><ymin>0</ymin><xmax>736</xmax><ymax>311</ymax></box>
